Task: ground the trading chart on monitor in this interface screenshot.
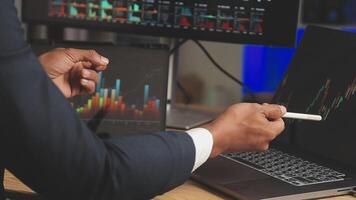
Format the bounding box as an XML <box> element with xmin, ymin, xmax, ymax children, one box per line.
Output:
<box><xmin>272</xmin><ymin>26</ymin><xmax>356</xmax><ymax>167</ymax></box>
<box><xmin>32</xmin><ymin>43</ymin><xmax>169</xmax><ymax>135</ymax></box>
<box><xmin>49</xmin><ymin>0</ymin><xmax>267</xmax><ymax>35</ymax></box>
<box><xmin>23</xmin><ymin>0</ymin><xmax>300</xmax><ymax>46</ymax></box>
<box><xmin>75</xmin><ymin>73</ymin><xmax>161</xmax><ymax>122</ymax></box>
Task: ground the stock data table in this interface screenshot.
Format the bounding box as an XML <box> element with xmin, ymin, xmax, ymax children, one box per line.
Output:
<box><xmin>49</xmin><ymin>0</ymin><xmax>268</xmax><ymax>35</ymax></box>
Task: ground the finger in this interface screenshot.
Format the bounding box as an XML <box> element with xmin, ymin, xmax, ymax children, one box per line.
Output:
<box><xmin>79</xmin><ymin>61</ymin><xmax>107</xmax><ymax>73</ymax></box>
<box><xmin>64</xmin><ymin>48</ymin><xmax>109</xmax><ymax>66</ymax></box>
<box><xmin>81</xmin><ymin>61</ymin><xmax>92</xmax><ymax>68</ymax></box>
<box><xmin>95</xmin><ymin>65</ymin><xmax>107</xmax><ymax>72</ymax></box>
<box><xmin>262</xmin><ymin>104</ymin><xmax>287</xmax><ymax>120</ymax></box>
<box><xmin>80</xmin><ymin>79</ymin><xmax>96</xmax><ymax>94</ymax></box>
<box><xmin>81</xmin><ymin>69</ymin><xmax>99</xmax><ymax>83</ymax></box>
<box><xmin>266</xmin><ymin>118</ymin><xmax>285</xmax><ymax>139</ymax></box>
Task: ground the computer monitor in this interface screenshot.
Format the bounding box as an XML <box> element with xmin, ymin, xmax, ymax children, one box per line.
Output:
<box><xmin>31</xmin><ymin>42</ymin><xmax>169</xmax><ymax>135</ymax></box>
<box><xmin>23</xmin><ymin>0</ymin><xmax>300</xmax><ymax>47</ymax></box>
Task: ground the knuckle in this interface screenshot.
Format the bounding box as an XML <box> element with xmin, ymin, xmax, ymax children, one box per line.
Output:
<box><xmin>89</xmin><ymin>49</ymin><xmax>98</xmax><ymax>57</ymax></box>
<box><xmin>260</xmin><ymin>143</ymin><xmax>269</xmax><ymax>151</ymax></box>
<box><xmin>279</xmin><ymin>121</ymin><xmax>286</xmax><ymax>132</ymax></box>
<box><xmin>64</xmin><ymin>48</ymin><xmax>74</xmax><ymax>53</ymax></box>
<box><xmin>256</xmin><ymin>137</ymin><xmax>269</xmax><ymax>151</ymax></box>
<box><xmin>54</xmin><ymin>47</ymin><xmax>65</xmax><ymax>51</ymax></box>
<box><xmin>63</xmin><ymin>48</ymin><xmax>77</xmax><ymax>61</ymax></box>
<box><xmin>274</xmin><ymin>121</ymin><xmax>285</xmax><ymax>133</ymax></box>
<box><xmin>250</xmin><ymin>103</ymin><xmax>261</xmax><ymax>110</ymax></box>
<box><xmin>254</xmin><ymin>136</ymin><xmax>266</xmax><ymax>151</ymax></box>
<box><xmin>263</xmin><ymin>129</ymin><xmax>275</xmax><ymax>141</ymax></box>
<box><xmin>265</xmin><ymin>130</ymin><xmax>276</xmax><ymax>141</ymax></box>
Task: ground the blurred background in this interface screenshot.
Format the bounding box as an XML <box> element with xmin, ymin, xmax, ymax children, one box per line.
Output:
<box><xmin>14</xmin><ymin>0</ymin><xmax>356</xmax><ymax>108</ymax></box>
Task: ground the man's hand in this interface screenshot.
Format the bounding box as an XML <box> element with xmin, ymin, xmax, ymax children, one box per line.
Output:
<box><xmin>38</xmin><ymin>48</ymin><xmax>109</xmax><ymax>98</ymax></box>
<box><xmin>203</xmin><ymin>103</ymin><xmax>287</xmax><ymax>158</ymax></box>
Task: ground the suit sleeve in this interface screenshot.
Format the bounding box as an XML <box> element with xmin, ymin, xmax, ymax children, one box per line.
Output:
<box><xmin>0</xmin><ymin>1</ymin><xmax>195</xmax><ymax>199</ymax></box>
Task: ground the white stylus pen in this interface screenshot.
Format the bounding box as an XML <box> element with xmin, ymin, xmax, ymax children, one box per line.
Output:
<box><xmin>282</xmin><ymin>112</ymin><xmax>323</xmax><ymax>121</ymax></box>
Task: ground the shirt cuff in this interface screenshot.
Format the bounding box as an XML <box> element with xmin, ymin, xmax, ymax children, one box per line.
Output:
<box><xmin>186</xmin><ymin>128</ymin><xmax>214</xmax><ymax>172</ymax></box>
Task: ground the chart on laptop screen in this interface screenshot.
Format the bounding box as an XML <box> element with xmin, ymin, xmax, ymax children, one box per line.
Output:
<box><xmin>275</xmin><ymin>75</ymin><xmax>356</xmax><ymax>121</ymax></box>
<box><xmin>272</xmin><ymin>26</ymin><xmax>356</xmax><ymax>167</ymax></box>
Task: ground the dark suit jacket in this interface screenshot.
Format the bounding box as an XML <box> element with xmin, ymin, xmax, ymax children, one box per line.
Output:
<box><xmin>0</xmin><ymin>0</ymin><xmax>195</xmax><ymax>199</ymax></box>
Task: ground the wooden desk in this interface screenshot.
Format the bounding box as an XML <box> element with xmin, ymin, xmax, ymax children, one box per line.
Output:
<box><xmin>4</xmin><ymin>170</ymin><xmax>356</xmax><ymax>200</ymax></box>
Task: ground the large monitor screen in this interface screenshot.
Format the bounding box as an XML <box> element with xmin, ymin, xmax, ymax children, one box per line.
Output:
<box><xmin>23</xmin><ymin>0</ymin><xmax>300</xmax><ymax>47</ymax></box>
<box><xmin>31</xmin><ymin>42</ymin><xmax>169</xmax><ymax>135</ymax></box>
<box><xmin>272</xmin><ymin>26</ymin><xmax>356</xmax><ymax>167</ymax></box>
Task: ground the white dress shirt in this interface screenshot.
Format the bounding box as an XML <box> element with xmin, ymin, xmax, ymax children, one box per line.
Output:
<box><xmin>186</xmin><ymin>128</ymin><xmax>214</xmax><ymax>172</ymax></box>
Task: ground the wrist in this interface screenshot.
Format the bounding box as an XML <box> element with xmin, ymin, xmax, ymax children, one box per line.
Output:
<box><xmin>202</xmin><ymin>123</ymin><xmax>229</xmax><ymax>158</ymax></box>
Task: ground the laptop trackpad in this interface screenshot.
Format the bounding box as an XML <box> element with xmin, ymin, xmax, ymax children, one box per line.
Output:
<box><xmin>194</xmin><ymin>156</ymin><xmax>271</xmax><ymax>185</ymax></box>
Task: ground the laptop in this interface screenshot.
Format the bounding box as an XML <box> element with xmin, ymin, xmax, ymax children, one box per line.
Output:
<box><xmin>166</xmin><ymin>105</ymin><xmax>219</xmax><ymax>130</ymax></box>
<box><xmin>31</xmin><ymin>41</ymin><xmax>169</xmax><ymax>135</ymax></box>
<box><xmin>193</xmin><ymin>26</ymin><xmax>356</xmax><ymax>200</ymax></box>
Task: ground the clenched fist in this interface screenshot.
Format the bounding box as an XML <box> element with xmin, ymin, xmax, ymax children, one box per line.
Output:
<box><xmin>39</xmin><ymin>48</ymin><xmax>109</xmax><ymax>98</ymax></box>
<box><xmin>204</xmin><ymin>103</ymin><xmax>287</xmax><ymax>158</ymax></box>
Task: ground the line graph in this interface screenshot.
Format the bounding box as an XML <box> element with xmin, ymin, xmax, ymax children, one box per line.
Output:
<box><xmin>306</xmin><ymin>77</ymin><xmax>356</xmax><ymax>120</ymax></box>
<box><xmin>276</xmin><ymin>76</ymin><xmax>356</xmax><ymax>121</ymax></box>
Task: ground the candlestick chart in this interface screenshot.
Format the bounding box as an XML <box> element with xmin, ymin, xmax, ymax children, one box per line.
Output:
<box><xmin>275</xmin><ymin>76</ymin><xmax>356</xmax><ymax>121</ymax></box>
<box><xmin>305</xmin><ymin>77</ymin><xmax>356</xmax><ymax>120</ymax></box>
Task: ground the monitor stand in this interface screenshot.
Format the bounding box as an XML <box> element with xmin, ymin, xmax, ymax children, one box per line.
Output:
<box><xmin>165</xmin><ymin>40</ymin><xmax>219</xmax><ymax>130</ymax></box>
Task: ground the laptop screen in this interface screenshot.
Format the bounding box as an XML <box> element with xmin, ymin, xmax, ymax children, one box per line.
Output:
<box><xmin>272</xmin><ymin>26</ymin><xmax>356</xmax><ymax>168</ymax></box>
<box><xmin>32</xmin><ymin>42</ymin><xmax>169</xmax><ymax>135</ymax></box>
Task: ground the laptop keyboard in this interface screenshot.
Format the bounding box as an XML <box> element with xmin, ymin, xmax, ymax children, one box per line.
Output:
<box><xmin>224</xmin><ymin>148</ymin><xmax>346</xmax><ymax>186</ymax></box>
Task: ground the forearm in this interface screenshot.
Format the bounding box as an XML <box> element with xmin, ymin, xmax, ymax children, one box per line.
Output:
<box><xmin>0</xmin><ymin>0</ymin><xmax>195</xmax><ymax>199</ymax></box>
<box><xmin>0</xmin><ymin>49</ymin><xmax>195</xmax><ymax>199</ymax></box>
<box><xmin>0</xmin><ymin>51</ymin><xmax>106</xmax><ymax>199</ymax></box>
<box><xmin>100</xmin><ymin>132</ymin><xmax>195</xmax><ymax>199</ymax></box>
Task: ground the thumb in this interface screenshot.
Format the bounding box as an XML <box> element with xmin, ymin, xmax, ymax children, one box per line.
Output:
<box><xmin>64</xmin><ymin>48</ymin><xmax>109</xmax><ymax>66</ymax></box>
<box><xmin>262</xmin><ymin>104</ymin><xmax>287</xmax><ymax>120</ymax></box>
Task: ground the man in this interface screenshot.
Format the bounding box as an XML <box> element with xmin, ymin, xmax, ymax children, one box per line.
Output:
<box><xmin>0</xmin><ymin>0</ymin><xmax>286</xmax><ymax>199</ymax></box>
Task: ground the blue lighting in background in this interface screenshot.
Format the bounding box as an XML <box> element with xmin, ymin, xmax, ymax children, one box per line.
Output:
<box><xmin>242</xmin><ymin>28</ymin><xmax>305</xmax><ymax>94</ymax></box>
<box><xmin>242</xmin><ymin>27</ymin><xmax>356</xmax><ymax>94</ymax></box>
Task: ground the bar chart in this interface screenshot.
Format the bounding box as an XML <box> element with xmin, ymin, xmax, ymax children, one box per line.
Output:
<box><xmin>74</xmin><ymin>72</ymin><xmax>161</xmax><ymax>122</ymax></box>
